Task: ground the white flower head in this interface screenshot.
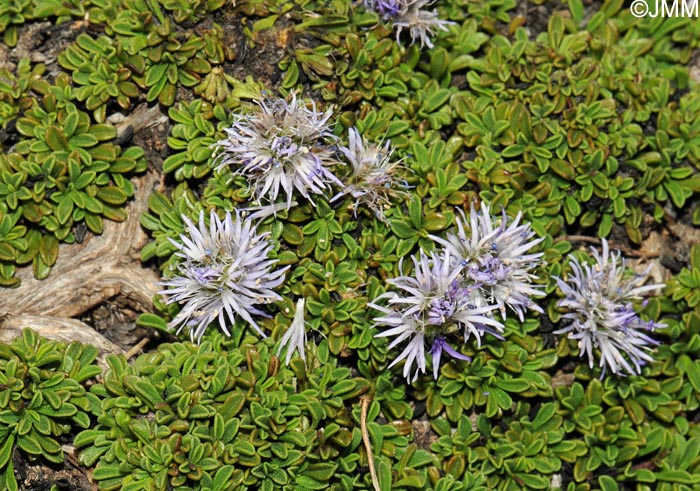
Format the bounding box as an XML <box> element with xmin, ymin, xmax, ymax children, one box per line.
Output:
<box><xmin>554</xmin><ymin>239</ymin><xmax>665</xmax><ymax>377</ymax></box>
<box><xmin>365</xmin><ymin>0</ymin><xmax>454</xmax><ymax>49</ymax></box>
<box><xmin>277</xmin><ymin>298</ymin><xmax>307</xmax><ymax>366</ymax></box>
<box><xmin>371</xmin><ymin>248</ymin><xmax>503</xmax><ymax>382</ymax></box>
<box><xmin>332</xmin><ymin>127</ymin><xmax>408</xmax><ymax>222</ymax></box>
<box><xmin>211</xmin><ymin>93</ymin><xmax>342</xmax><ymax>210</ymax></box>
<box><xmin>431</xmin><ymin>202</ymin><xmax>545</xmax><ymax>321</ymax></box>
<box><xmin>159</xmin><ymin>209</ymin><xmax>289</xmax><ymax>343</ymax></box>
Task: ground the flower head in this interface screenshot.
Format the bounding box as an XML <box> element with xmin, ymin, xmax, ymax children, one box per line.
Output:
<box><xmin>332</xmin><ymin>127</ymin><xmax>408</xmax><ymax>221</ymax></box>
<box><xmin>365</xmin><ymin>0</ymin><xmax>454</xmax><ymax>48</ymax></box>
<box><xmin>365</xmin><ymin>0</ymin><xmax>403</xmax><ymax>19</ymax></box>
<box><xmin>159</xmin><ymin>209</ymin><xmax>288</xmax><ymax>343</ymax></box>
<box><xmin>211</xmin><ymin>93</ymin><xmax>342</xmax><ymax>209</ymax></box>
<box><xmin>431</xmin><ymin>203</ymin><xmax>545</xmax><ymax>321</ymax></box>
<box><xmin>554</xmin><ymin>239</ymin><xmax>665</xmax><ymax>376</ymax></box>
<box><xmin>371</xmin><ymin>249</ymin><xmax>503</xmax><ymax>381</ymax></box>
<box><xmin>276</xmin><ymin>298</ymin><xmax>307</xmax><ymax>366</ymax></box>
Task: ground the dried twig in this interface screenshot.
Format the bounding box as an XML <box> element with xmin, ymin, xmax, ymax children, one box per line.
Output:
<box><xmin>124</xmin><ymin>336</ymin><xmax>150</xmax><ymax>360</ymax></box>
<box><xmin>360</xmin><ymin>395</ymin><xmax>382</xmax><ymax>491</ymax></box>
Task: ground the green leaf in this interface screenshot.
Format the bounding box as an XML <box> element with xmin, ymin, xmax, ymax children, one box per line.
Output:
<box><xmin>302</xmin><ymin>463</ymin><xmax>337</xmax><ymax>482</ymax></box>
<box><xmin>92</xmin><ymin>464</ymin><xmax>123</xmax><ymax>481</ymax></box>
<box><xmin>162</xmin><ymin>152</ymin><xmax>191</xmax><ymax>174</ymax></box>
<box><xmin>38</xmin><ymin>434</ymin><xmax>62</xmax><ymax>458</ymax></box>
<box><xmin>145</xmin><ymin>63</ymin><xmax>168</xmax><ymax>87</ymax></box>
<box><xmin>232</xmin><ymin>440</ymin><xmax>255</xmax><ymax>457</ymax></box>
<box><xmin>136</xmin><ymin>313</ymin><xmax>168</xmax><ymax>331</ymax></box>
<box><xmin>89</xmin><ymin>144</ymin><xmax>118</xmax><ymax>162</ymax></box>
<box><xmin>408</xmin><ymin>196</ymin><xmax>422</xmax><ymax>229</ymax></box>
<box><xmin>69</xmin><ymin>134</ymin><xmax>99</xmax><ymax>148</ymax></box>
<box><xmin>64</xmin><ymin>111</ymin><xmax>79</xmax><ymax>138</ymax></box>
<box><xmin>55</xmin><ymin>197</ymin><xmax>74</xmax><ymax>225</ymax></box>
<box><xmin>295</xmin><ymin>476</ymin><xmax>327</xmax><ymax>490</ymax></box>
<box><xmin>598</xmin><ymin>475</ymin><xmax>618</xmax><ymax>491</ymax></box>
<box><xmin>390</xmin><ymin>219</ymin><xmax>417</xmax><ymax>239</ymax></box>
<box><xmin>532</xmin><ymin>403</ymin><xmax>557</xmax><ymax>431</ymax></box>
<box><xmin>213</xmin><ymin>466</ymin><xmax>235</xmax><ymax>489</ymax></box>
<box><xmin>516</xmin><ymin>473</ymin><xmax>549</xmax><ymax>489</ymax></box>
<box><xmin>396</xmin><ymin>238</ymin><xmax>417</xmax><ymax>257</ymax></box>
<box><xmin>684</xmin><ymin>358</ymin><xmax>700</xmax><ymax>393</ymax></box>
<box><xmin>0</xmin><ymin>435</ymin><xmax>14</xmax><ymax>468</ymax></box>
<box><xmin>491</xmin><ymin>388</ymin><xmax>512</xmax><ymax>410</ymax></box>
<box><xmin>569</xmin><ymin>0</ymin><xmax>585</xmax><ymax>22</ymax></box>
<box><xmin>78</xmin><ymin>445</ymin><xmax>109</xmax><ymax>468</ymax></box>
<box><xmin>33</xmin><ymin>255</ymin><xmax>52</xmax><ymax>280</ymax></box>
<box><xmin>655</xmin><ymin>470</ymin><xmax>697</xmax><ymax>484</ymax></box>
<box><xmin>598</xmin><ymin>213</ymin><xmax>613</xmax><ymax>238</ymax></box>
<box><xmin>122</xmin><ymin>375</ymin><xmax>164</xmax><ymax>408</ymax></box>
<box><xmin>494</xmin><ymin>378</ymin><xmax>529</xmax><ymax>393</ymax></box>
<box><xmin>0</xmin><ymin>243</ymin><xmax>15</xmax><ymax>261</ymax></box>
<box><xmin>45</xmin><ymin>126</ymin><xmax>69</xmax><ymax>152</ymax></box>
<box><xmin>377</xmin><ymin>457</ymin><xmax>392</xmax><ymax>491</ymax></box>
<box><xmin>96</xmin><ymin>186</ymin><xmax>128</xmax><ymax>205</ymax></box>
<box><xmin>4</xmin><ymin>459</ymin><xmax>17</xmax><ymax>491</ymax></box>
<box><xmin>37</xmin><ymin>402</ymin><xmax>77</xmax><ymax>418</ymax></box>
<box><xmin>422</xmin><ymin>89</ymin><xmax>451</xmax><ymax>113</ymax></box>
<box><xmin>502</xmin><ymin>145</ymin><xmax>525</xmax><ymax>158</ymax></box>
<box><xmin>90</xmin><ymin>124</ymin><xmax>118</xmax><ymax>141</ymax></box>
<box><xmin>85</xmin><ymin>213</ymin><xmax>103</xmax><ymax>234</ymax></box>
<box><xmin>39</xmin><ymin>234</ymin><xmax>59</xmax><ymax>267</ymax></box>
<box><xmin>17</xmin><ymin>434</ymin><xmax>42</xmax><ymax>455</ymax></box>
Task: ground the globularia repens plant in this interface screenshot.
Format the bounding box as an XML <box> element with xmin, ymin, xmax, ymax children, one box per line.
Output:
<box><xmin>371</xmin><ymin>203</ymin><xmax>545</xmax><ymax>381</ymax></box>
<box><xmin>555</xmin><ymin>239</ymin><xmax>666</xmax><ymax>377</ymax></box>
<box><xmin>159</xmin><ymin>208</ymin><xmax>289</xmax><ymax>343</ymax></box>
<box><xmin>363</xmin><ymin>0</ymin><xmax>454</xmax><ymax>49</ymax></box>
<box><xmin>0</xmin><ymin>329</ymin><xmax>100</xmax><ymax>491</ymax></box>
<box><xmin>4</xmin><ymin>0</ymin><xmax>700</xmax><ymax>488</ymax></box>
<box><xmin>211</xmin><ymin>94</ymin><xmax>343</xmax><ymax>210</ymax></box>
<box><xmin>331</xmin><ymin>127</ymin><xmax>410</xmax><ymax>222</ymax></box>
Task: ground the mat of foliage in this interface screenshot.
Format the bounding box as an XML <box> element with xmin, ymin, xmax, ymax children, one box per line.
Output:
<box><xmin>0</xmin><ymin>0</ymin><xmax>699</xmax><ymax>490</ymax></box>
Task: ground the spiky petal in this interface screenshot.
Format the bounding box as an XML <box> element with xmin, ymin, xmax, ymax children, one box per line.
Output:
<box><xmin>159</xmin><ymin>209</ymin><xmax>288</xmax><ymax>343</ymax></box>
<box><xmin>430</xmin><ymin>336</ymin><xmax>471</xmax><ymax>380</ymax></box>
<box><xmin>277</xmin><ymin>298</ymin><xmax>307</xmax><ymax>366</ymax></box>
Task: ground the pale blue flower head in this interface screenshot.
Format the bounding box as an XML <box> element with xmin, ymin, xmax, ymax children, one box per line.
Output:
<box><xmin>332</xmin><ymin>127</ymin><xmax>408</xmax><ymax>222</ymax></box>
<box><xmin>159</xmin><ymin>209</ymin><xmax>288</xmax><ymax>343</ymax></box>
<box><xmin>431</xmin><ymin>203</ymin><xmax>545</xmax><ymax>321</ymax></box>
<box><xmin>365</xmin><ymin>0</ymin><xmax>454</xmax><ymax>48</ymax></box>
<box><xmin>211</xmin><ymin>93</ymin><xmax>342</xmax><ymax>210</ymax></box>
<box><xmin>371</xmin><ymin>248</ymin><xmax>503</xmax><ymax>382</ymax></box>
<box><xmin>554</xmin><ymin>239</ymin><xmax>665</xmax><ymax>377</ymax></box>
